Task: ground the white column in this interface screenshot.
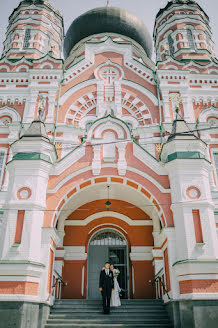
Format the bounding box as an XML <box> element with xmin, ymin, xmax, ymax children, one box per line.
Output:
<box><xmin>117</xmin><ymin>142</ymin><xmax>127</xmax><ymax>175</ymax></box>
<box><xmin>23</xmin><ymin>91</ymin><xmax>38</xmax><ymax>123</ymax></box>
<box><xmin>162</xmin><ymin>93</ymin><xmax>171</xmax><ymax>123</ymax></box>
<box><xmin>114</xmin><ymin>81</ymin><xmax>122</xmax><ymax>117</ymax></box>
<box><xmin>96</xmin><ymin>81</ymin><xmax>104</xmax><ymax>117</ymax></box>
<box><xmin>180</xmin><ymin>93</ymin><xmax>195</xmax><ymax>122</ymax></box>
<box><xmin>92</xmin><ymin>144</ymin><xmax>101</xmax><ymax>175</ymax></box>
<box><xmin>46</xmin><ymin>91</ymin><xmax>57</xmax><ymax>123</ymax></box>
<box><xmin>164</xmin><ymin>228</ymin><xmax>180</xmax><ymax>299</ymax></box>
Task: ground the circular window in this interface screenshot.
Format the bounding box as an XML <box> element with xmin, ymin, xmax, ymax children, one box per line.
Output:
<box><xmin>208</xmin><ymin>118</ymin><xmax>218</xmax><ymax>126</ymax></box>
<box><xmin>17</xmin><ymin>187</ymin><xmax>32</xmax><ymax>200</ymax></box>
<box><xmin>186</xmin><ymin>186</ymin><xmax>201</xmax><ymax>200</ymax></box>
<box><xmin>0</xmin><ymin>117</ymin><xmax>11</xmax><ymax>126</ymax></box>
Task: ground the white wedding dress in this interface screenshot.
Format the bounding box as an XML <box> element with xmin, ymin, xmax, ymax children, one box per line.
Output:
<box><xmin>110</xmin><ymin>275</ymin><xmax>121</xmax><ymax>307</ymax></box>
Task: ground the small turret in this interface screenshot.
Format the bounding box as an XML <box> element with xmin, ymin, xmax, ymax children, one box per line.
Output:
<box><xmin>160</xmin><ymin>113</ymin><xmax>218</xmax><ymax>264</ymax></box>
<box><xmin>2</xmin><ymin>0</ymin><xmax>64</xmax><ymax>59</ymax></box>
<box><xmin>154</xmin><ymin>0</ymin><xmax>216</xmax><ymax>62</ymax></box>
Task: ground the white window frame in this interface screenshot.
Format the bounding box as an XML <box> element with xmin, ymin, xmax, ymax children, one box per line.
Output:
<box><xmin>0</xmin><ymin>148</ymin><xmax>7</xmax><ymax>188</ymax></box>
<box><xmin>211</xmin><ymin>149</ymin><xmax>218</xmax><ymax>187</ymax></box>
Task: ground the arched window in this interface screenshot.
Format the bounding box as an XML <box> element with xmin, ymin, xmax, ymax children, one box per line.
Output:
<box><xmin>213</xmin><ymin>153</ymin><xmax>218</xmax><ymax>179</ymax></box>
<box><xmin>168</xmin><ymin>35</ymin><xmax>174</xmax><ymax>56</ymax></box>
<box><xmin>0</xmin><ymin>149</ymin><xmax>7</xmax><ymax>187</ymax></box>
<box><xmin>103</xmin><ymin>131</ymin><xmax>116</xmax><ymax>162</ymax></box>
<box><xmin>0</xmin><ymin>116</ymin><xmax>11</xmax><ymax>126</ymax></box>
<box><xmin>90</xmin><ymin>229</ymin><xmax>127</xmax><ymax>246</ymax></box>
<box><xmin>187</xmin><ymin>29</ymin><xmax>195</xmax><ymax>50</ymax></box>
<box><xmin>176</xmin><ymin>33</ymin><xmax>183</xmax><ymax>41</ymax></box>
<box><xmin>23</xmin><ymin>29</ymin><xmax>31</xmax><ymax>48</ymax></box>
<box><xmin>207</xmin><ymin>117</ymin><xmax>218</xmax><ymax>126</ymax></box>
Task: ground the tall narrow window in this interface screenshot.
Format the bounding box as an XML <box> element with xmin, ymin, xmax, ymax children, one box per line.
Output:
<box><xmin>192</xmin><ymin>209</ymin><xmax>203</xmax><ymax>243</ymax></box>
<box><xmin>164</xmin><ymin>248</ymin><xmax>171</xmax><ymax>292</ymax></box>
<box><xmin>47</xmin><ymin>248</ymin><xmax>54</xmax><ymax>293</ymax></box>
<box><xmin>187</xmin><ymin>29</ymin><xmax>195</xmax><ymax>50</ymax></box>
<box><xmin>168</xmin><ymin>35</ymin><xmax>174</xmax><ymax>56</ymax></box>
<box><xmin>214</xmin><ymin>153</ymin><xmax>218</xmax><ymax>178</ymax></box>
<box><xmin>14</xmin><ymin>210</ymin><xmax>25</xmax><ymax>244</ymax></box>
<box><xmin>206</xmin><ymin>35</ymin><xmax>212</xmax><ymax>53</ymax></box>
<box><xmin>23</xmin><ymin>29</ymin><xmax>31</xmax><ymax>48</ymax></box>
<box><xmin>0</xmin><ymin>152</ymin><xmax>5</xmax><ymax>186</ymax></box>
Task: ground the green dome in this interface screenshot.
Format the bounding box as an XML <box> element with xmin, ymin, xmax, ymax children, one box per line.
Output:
<box><xmin>64</xmin><ymin>6</ymin><xmax>153</xmax><ymax>58</ymax></box>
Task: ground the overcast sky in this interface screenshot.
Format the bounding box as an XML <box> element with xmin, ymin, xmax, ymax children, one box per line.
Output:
<box><xmin>0</xmin><ymin>0</ymin><xmax>217</xmax><ymax>60</ymax></box>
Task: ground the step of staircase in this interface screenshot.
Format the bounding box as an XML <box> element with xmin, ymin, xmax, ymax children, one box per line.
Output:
<box><xmin>44</xmin><ymin>299</ymin><xmax>173</xmax><ymax>328</ymax></box>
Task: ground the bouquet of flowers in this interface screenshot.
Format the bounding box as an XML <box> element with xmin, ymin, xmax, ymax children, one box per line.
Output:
<box><xmin>113</xmin><ymin>268</ymin><xmax>120</xmax><ymax>276</ymax></box>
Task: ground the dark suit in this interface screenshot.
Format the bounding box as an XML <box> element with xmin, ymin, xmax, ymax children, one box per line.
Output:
<box><xmin>99</xmin><ymin>269</ymin><xmax>114</xmax><ymax>314</ymax></box>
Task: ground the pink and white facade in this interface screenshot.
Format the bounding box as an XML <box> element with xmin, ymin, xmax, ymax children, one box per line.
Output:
<box><xmin>0</xmin><ymin>0</ymin><xmax>218</xmax><ymax>327</ymax></box>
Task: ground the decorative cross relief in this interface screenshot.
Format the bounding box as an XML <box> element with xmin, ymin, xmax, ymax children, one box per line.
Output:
<box><xmin>100</xmin><ymin>66</ymin><xmax>119</xmax><ymax>102</ymax></box>
<box><xmin>95</xmin><ymin>60</ymin><xmax>124</xmax><ymax>118</ymax></box>
<box><xmin>100</xmin><ymin>67</ymin><xmax>119</xmax><ymax>85</ymax></box>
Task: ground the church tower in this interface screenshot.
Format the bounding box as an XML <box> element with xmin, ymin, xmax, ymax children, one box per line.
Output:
<box><xmin>2</xmin><ymin>0</ymin><xmax>63</xmax><ymax>59</ymax></box>
<box><xmin>154</xmin><ymin>0</ymin><xmax>216</xmax><ymax>62</ymax></box>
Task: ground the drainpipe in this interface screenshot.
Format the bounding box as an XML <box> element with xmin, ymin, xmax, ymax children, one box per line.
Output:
<box><xmin>53</xmin><ymin>67</ymin><xmax>65</xmax><ymax>144</ymax></box>
<box><xmin>153</xmin><ymin>70</ymin><xmax>163</xmax><ymax>144</ymax></box>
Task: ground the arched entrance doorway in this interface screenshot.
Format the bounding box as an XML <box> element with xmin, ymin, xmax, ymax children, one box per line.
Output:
<box><xmin>58</xmin><ymin>180</ymin><xmax>161</xmax><ymax>300</ymax></box>
<box><xmin>88</xmin><ymin>229</ymin><xmax>129</xmax><ymax>300</ymax></box>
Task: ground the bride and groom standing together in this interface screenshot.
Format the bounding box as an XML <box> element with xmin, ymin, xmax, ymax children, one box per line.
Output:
<box><xmin>99</xmin><ymin>261</ymin><xmax>121</xmax><ymax>314</ymax></box>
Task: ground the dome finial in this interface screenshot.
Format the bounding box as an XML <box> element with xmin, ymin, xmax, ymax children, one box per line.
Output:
<box><xmin>106</xmin><ymin>0</ymin><xmax>110</xmax><ymax>8</ymax></box>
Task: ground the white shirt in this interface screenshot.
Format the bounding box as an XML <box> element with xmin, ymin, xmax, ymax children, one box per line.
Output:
<box><xmin>105</xmin><ymin>269</ymin><xmax>109</xmax><ymax>275</ymax></box>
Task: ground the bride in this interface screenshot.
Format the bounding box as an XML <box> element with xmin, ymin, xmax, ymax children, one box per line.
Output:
<box><xmin>110</xmin><ymin>265</ymin><xmax>121</xmax><ymax>307</ymax></box>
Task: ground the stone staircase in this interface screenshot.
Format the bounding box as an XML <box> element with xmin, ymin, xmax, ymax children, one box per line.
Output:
<box><xmin>44</xmin><ymin>299</ymin><xmax>173</xmax><ymax>328</ymax></box>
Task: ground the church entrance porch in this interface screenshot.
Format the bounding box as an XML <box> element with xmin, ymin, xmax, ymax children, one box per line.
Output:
<box><xmin>88</xmin><ymin>229</ymin><xmax>128</xmax><ymax>300</ymax></box>
<box><xmin>54</xmin><ymin>181</ymin><xmax>161</xmax><ymax>300</ymax></box>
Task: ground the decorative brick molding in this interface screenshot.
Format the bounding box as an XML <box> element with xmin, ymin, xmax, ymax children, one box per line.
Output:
<box><xmin>53</xmin><ymin>176</ymin><xmax>167</xmax><ymax>228</ymax></box>
<box><xmin>0</xmin><ymin>281</ymin><xmax>38</xmax><ymax>295</ymax></box>
<box><xmin>180</xmin><ymin>280</ymin><xmax>218</xmax><ymax>294</ymax></box>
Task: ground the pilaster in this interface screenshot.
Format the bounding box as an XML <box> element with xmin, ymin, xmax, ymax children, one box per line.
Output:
<box><xmin>92</xmin><ymin>144</ymin><xmax>101</xmax><ymax>175</ymax></box>
<box><xmin>162</xmin><ymin>93</ymin><xmax>172</xmax><ymax>123</ymax></box>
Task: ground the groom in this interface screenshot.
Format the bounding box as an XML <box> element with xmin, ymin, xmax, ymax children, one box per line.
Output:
<box><xmin>99</xmin><ymin>261</ymin><xmax>114</xmax><ymax>314</ymax></box>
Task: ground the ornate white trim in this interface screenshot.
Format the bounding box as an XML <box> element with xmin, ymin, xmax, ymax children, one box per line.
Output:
<box><xmin>65</xmin><ymin>211</ymin><xmax>152</xmax><ymax>227</ymax></box>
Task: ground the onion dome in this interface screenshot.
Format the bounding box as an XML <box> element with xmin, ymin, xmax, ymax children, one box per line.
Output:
<box><xmin>64</xmin><ymin>6</ymin><xmax>153</xmax><ymax>59</ymax></box>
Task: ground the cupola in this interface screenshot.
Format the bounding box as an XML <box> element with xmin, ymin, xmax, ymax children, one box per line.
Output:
<box><xmin>154</xmin><ymin>0</ymin><xmax>216</xmax><ymax>62</ymax></box>
<box><xmin>2</xmin><ymin>0</ymin><xmax>64</xmax><ymax>59</ymax></box>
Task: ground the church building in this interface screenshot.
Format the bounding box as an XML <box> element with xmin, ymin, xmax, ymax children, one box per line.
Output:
<box><xmin>0</xmin><ymin>0</ymin><xmax>218</xmax><ymax>327</ymax></box>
